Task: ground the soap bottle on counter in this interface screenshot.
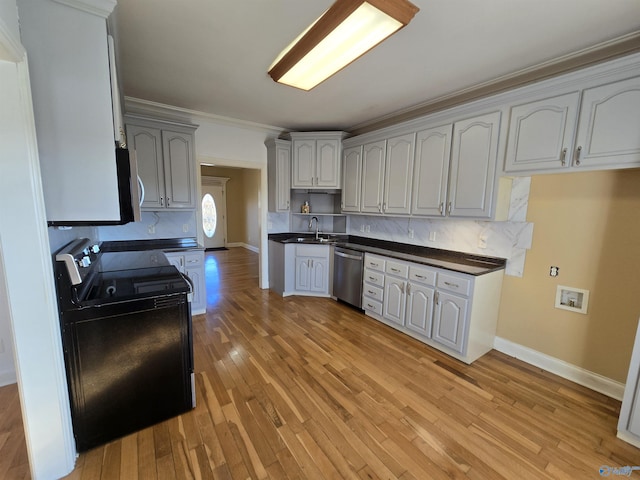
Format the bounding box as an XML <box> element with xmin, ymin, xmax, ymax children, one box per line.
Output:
<box><xmin>301</xmin><ymin>201</ymin><xmax>310</xmax><ymax>214</ymax></box>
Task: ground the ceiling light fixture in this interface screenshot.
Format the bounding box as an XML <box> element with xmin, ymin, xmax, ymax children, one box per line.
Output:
<box><xmin>268</xmin><ymin>0</ymin><xmax>419</xmax><ymax>91</ymax></box>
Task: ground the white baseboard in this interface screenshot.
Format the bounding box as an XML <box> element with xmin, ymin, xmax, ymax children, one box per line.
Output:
<box><xmin>493</xmin><ymin>336</ymin><xmax>625</xmax><ymax>400</ymax></box>
<box><xmin>0</xmin><ymin>370</ymin><xmax>17</xmax><ymax>387</ymax></box>
<box><xmin>227</xmin><ymin>242</ymin><xmax>259</xmax><ymax>253</ymax></box>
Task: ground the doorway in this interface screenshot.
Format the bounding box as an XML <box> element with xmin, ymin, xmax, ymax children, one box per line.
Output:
<box><xmin>200</xmin><ymin>177</ymin><xmax>228</xmax><ymax>249</ymax></box>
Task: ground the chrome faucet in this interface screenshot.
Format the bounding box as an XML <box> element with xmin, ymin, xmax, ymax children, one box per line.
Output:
<box><xmin>308</xmin><ymin>216</ymin><xmax>320</xmax><ymax>239</ymax></box>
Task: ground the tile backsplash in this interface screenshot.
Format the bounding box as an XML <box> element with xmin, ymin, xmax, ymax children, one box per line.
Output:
<box><xmin>98</xmin><ymin>211</ymin><xmax>197</xmax><ymax>241</ymax></box>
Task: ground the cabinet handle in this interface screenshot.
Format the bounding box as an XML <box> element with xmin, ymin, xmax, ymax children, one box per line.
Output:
<box><xmin>286</xmin><ymin>200</ymin><xmax>290</xmax><ymax>208</ymax></box>
<box><xmin>447</xmin><ymin>202</ymin><xmax>452</xmax><ymax>214</ymax></box>
<box><xmin>444</xmin><ymin>281</ymin><xmax>459</xmax><ymax>288</ymax></box>
<box><xmin>367</xmin><ymin>290</ymin><xmax>376</xmax><ymax>295</ymax></box>
<box><xmin>574</xmin><ymin>146</ymin><xmax>582</xmax><ymax>166</ymax></box>
<box><xmin>367</xmin><ymin>303</ymin><xmax>375</xmax><ymax>309</ymax></box>
<box><xmin>383</xmin><ymin>203</ymin><xmax>387</xmax><ymax>212</ymax></box>
<box><xmin>187</xmin><ymin>259</ymin><xmax>198</xmax><ymax>264</ymax></box>
<box><xmin>390</xmin><ymin>267</ymin><xmax>400</xmax><ymax>273</ymax></box>
<box><xmin>415</xmin><ymin>274</ymin><xmax>426</xmax><ymax>279</ymax></box>
<box><xmin>377</xmin><ymin>204</ymin><xmax>382</xmax><ymax>212</ymax></box>
<box><xmin>406</xmin><ymin>283</ymin><xmax>411</xmax><ymax>295</ymax></box>
<box><xmin>368</xmin><ymin>276</ymin><xmax>377</xmax><ymax>281</ymax></box>
<box><xmin>160</xmin><ymin>196</ymin><xmax>164</xmax><ymax>207</ymax></box>
<box><xmin>400</xmin><ymin>282</ymin><xmax>405</xmax><ymax>294</ymax></box>
<box><xmin>560</xmin><ymin>147</ymin><xmax>567</xmax><ymax>166</ymax></box>
<box><xmin>166</xmin><ymin>197</ymin><xmax>170</xmax><ymax>207</ymax></box>
<box><xmin>435</xmin><ymin>291</ymin><xmax>439</xmax><ymax>305</ymax></box>
<box><xmin>439</xmin><ymin>202</ymin><xmax>444</xmax><ymax>215</ymax></box>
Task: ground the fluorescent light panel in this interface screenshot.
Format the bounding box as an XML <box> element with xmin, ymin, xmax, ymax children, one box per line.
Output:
<box><xmin>269</xmin><ymin>0</ymin><xmax>418</xmax><ymax>91</ymax></box>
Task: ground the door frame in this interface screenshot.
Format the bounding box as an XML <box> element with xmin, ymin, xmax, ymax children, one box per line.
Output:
<box><xmin>200</xmin><ymin>176</ymin><xmax>229</xmax><ymax>249</ymax></box>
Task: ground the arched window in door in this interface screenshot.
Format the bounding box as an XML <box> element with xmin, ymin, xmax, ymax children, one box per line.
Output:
<box><xmin>202</xmin><ymin>193</ymin><xmax>217</xmax><ymax>238</ymax></box>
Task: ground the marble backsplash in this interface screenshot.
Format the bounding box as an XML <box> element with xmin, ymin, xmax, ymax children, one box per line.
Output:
<box><xmin>97</xmin><ymin>211</ymin><xmax>198</xmax><ymax>241</ymax></box>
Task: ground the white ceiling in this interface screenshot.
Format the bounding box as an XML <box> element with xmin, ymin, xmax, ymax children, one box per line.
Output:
<box><xmin>114</xmin><ymin>0</ymin><xmax>640</xmax><ymax>132</ymax></box>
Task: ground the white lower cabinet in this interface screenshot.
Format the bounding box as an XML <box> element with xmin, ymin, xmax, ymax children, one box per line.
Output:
<box><xmin>362</xmin><ymin>253</ymin><xmax>503</xmax><ymax>363</ymax></box>
<box><xmin>164</xmin><ymin>250</ymin><xmax>206</xmax><ymax>315</ymax></box>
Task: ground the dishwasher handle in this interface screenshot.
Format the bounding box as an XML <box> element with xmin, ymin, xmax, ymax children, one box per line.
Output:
<box><xmin>335</xmin><ymin>250</ymin><xmax>363</xmax><ymax>261</ymax></box>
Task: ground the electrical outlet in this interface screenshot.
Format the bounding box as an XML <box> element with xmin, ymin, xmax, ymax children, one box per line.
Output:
<box><xmin>550</xmin><ymin>266</ymin><xmax>559</xmax><ymax>277</ymax></box>
<box><xmin>183</xmin><ymin>224</ymin><xmax>189</xmax><ymax>233</ymax></box>
<box><xmin>365</xmin><ymin>225</ymin><xmax>370</xmax><ymax>232</ymax></box>
<box><xmin>360</xmin><ymin>224</ymin><xmax>365</xmax><ymax>232</ymax></box>
<box><xmin>267</xmin><ymin>221</ymin><xmax>273</xmax><ymax>230</ymax></box>
<box><xmin>429</xmin><ymin>231</ymin><xmax>437</xmax><ymax>242</ymax></box>
<box><xmin>148</xmin><ymin>224</ymin><xmax>155</xmax><ymax>234</ymax></box>
<box><xmin>478</xmin><ymin>234</ymin><xmax>487</xmax><ymax>249</ymax></box>
<box><xmin>408</xmin><ymin>228</ymin><xmax>414</xmax><ymax>239</ymax></box>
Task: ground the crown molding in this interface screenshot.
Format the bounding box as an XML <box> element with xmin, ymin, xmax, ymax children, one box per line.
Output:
<box><xmin>52</xmin><ymin>0</ymin><xmax>116</xmax><ymax>18</ymax></box>
<box><xmin>349</xmin><ymin>31</ymin><xmax>640</xmax><ymax>136</ymax></box>
<box><xmin>124</xmin><ymin>97</ymin><xmax>286</xmax><ymax>136</ymax></box>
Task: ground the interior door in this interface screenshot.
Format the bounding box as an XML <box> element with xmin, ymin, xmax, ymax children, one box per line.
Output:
<box><xmin>201</xmin><ymin>183</ymin><xmax>226</xmax><ymax>249</ymax></box>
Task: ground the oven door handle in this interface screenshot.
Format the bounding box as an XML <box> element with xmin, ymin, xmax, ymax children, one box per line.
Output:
<box><xmin>180</xmin><ymin>272</ymin><xmax>194</xmax><ymax>300</ymax></box>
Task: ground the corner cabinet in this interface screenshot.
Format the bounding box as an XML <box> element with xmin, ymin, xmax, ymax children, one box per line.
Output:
<box><xmin>504</xmin><ymin>75</ymin><xmax>640</xmax><ymax>173</ymax></box>
<box><xmin>362</xmin><ymin>253</ymin><xmax>504</xmax><ymax>364</ymax></box>
<box><xmin>268</xmin><ymin>242</ymin><xmax>331</xmax><ymax>297</ymax></box>
<box><xmin>266</xmin><ymin>139</ymin><xmax>291</xmax><ymax>212</ymax></box>
<box><xmin>126</xmin><ymin>117</ymin><xmax>198</xmax><ymax>210</ymax></box>
<box><xmin>290</xmin><ymin>132</ymin><xmax>346</xmax><ymax>189</ymax></box>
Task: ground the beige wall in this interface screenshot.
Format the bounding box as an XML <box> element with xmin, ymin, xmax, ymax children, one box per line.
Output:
<box><xmin>201</xmin><ymin>166</ymin><xmax>260</xmax><ymax>249</ymax></box>
<box><xmin>497</xmin><ymin>169</ymin><xmax>640</xmax><ymax>383</ymax></box>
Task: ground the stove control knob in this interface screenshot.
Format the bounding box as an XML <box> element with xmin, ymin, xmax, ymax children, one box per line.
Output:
<box><xmin>82</xmin><ymin>247</ymin><xmax>90</xmax><ymax>256</ymax></box>
<box><xmin>90</xmin><ymin>244</ymin><xmax>100</xmax><ymax>254</ymax></box>
<box><xmin>80</xmin><ymin>256</ymin><xmax>91</xmax><ymax>267</ymax></box>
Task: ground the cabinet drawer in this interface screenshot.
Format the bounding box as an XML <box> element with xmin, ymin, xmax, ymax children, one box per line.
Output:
<box><xmin>296</xmin><ymin>244</ymin><xmax>329</xmax><ymax>258</ymax></box>
<box><xmin>363</xmin><ymin>284</ymin><xmax>383</xmax><ymax>302</ymax></box>
<box><xmin>364</xmin><ymin>269</ymin><xmax>384</xmax><ymax>287</ymax></box>
<box><xmin>184</xmin><ymin>252</ymin><xmax>203</xmax><ymax>266</ymax></box>
<box><xmin>409</xmin><ymin>265</ymin><xmax>436</xmax><ymax>286</ymax></box>
<box><xmin>363</xmin><ymin>298</ymin><xmax>383</xmax><ymax>316</ymax></box>
<box><xmin>437</xmin><ymin>273</ymin><xmax>471</xmax><ymax>296</ymax></box>
<box><xmin>365</xmin><ymin>254</ymin><xmax>386</xmax><ymax>272</ymax></box>
<box><xmin>385</xmin><ymin>260</ymin><xmax>408</xmax><ymax>278</ymax></box>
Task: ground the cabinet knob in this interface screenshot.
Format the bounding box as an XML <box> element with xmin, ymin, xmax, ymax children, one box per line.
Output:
<box><xmin>560</xmin><ymin>147</ymin><xmax>567</xmax><ymax>166</ymax></box>
<box><xmin>574</xmin><ymin>146</ymin><xmax>582</xmax><ymax>166</ymax></box>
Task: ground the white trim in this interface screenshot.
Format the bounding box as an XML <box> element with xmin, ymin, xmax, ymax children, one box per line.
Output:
<box><xmin>493</xmin><ymin>336</ymin><xmax>625</xmax><ymax>400</ymax></box>
<box><xmin>617</xmin><ymin>430</ymin><xmax>640</xmax><ymax>449</ymax></box>
<box><xmin>52</xmin><ymin>0</ymin><xmax>116</xmax><ymax>18</ymax></box>
<box><xmin>0</xmin><ymin>15</ymin><xmax>25</xmax><ymax>62</ymax></box>
<box><xmin>125</xmin><ymin>97</ymin><xmax>285</xmax><ymax>135</ymax></box>
<box><xmin>0</xmin><ymin>371</ymin><xmax>17</xmax><ymax>387</ymax></box>
<box><xmin>227</xmin><ymin>242</ymin><xmax>259</xmax><ymax>253</ymax></box>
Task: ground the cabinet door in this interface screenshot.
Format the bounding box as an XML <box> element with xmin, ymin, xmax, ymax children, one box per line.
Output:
<box><xmin>412</xmin><ymin>124</ymin><xmax>452</xmax><ymax>216</ymax></box>
<box><xmin>433</xmin><ymin>291</ymin><xmax>468</xmax><ymax>354</ymax></box>
<box><xmin>448</xmin><ymin>112</ymin><xmax>501</xmax><ymax>218</ymax></box>
<box><xmin>185</xmin><ymin>265</ymin><xmax>204</xmax><ymax>313</ymax></box>
<box><xmin>342</xmin><ymin>146</ymin><xmax>362</xmax><ymax>212</ymax></box>
<box><xmin>162</xmin><ymin>130</ymin><xmax>196</xmax><ymax>209</ymax></box>
<box><xmin>360</xmin><ymin>140</ymin><xmax>386</xmax><ymax>214</ymax></box>
<box><xmin>292</xmin><ymin>140</ymin><xmax>315</xmax><ymax>188</ymax></box>
<box><xmin>164</xmin><ymin>253</ymin><xmax>185</xmax><ymax>273</ymax></box>
<box><xmin>128</xmin><ymin>124</ymin><xmax>164</xmax><ymax>209</ymax></box>
<box><xmin>383</xmin><ymin>277</ymin><xmax>406</xmax><ymax>327</ymax></box>
<box><xmin>405</xmin><ymin>283</ymin><xmax>434</xmax><ymax>338</ymax></box>
<box><xmin>383</xmin><ymin>133</ymin><xmax>414</xmax><ymax>215</ymax></box>
<box><xmin>504</xmin><ymin>92</ymin><xmax>580</xmax><ymax>172</ymax></box>
<box><xmin>275</xmin><ymin>143</ymin><xmax>291</xmax><ymax>211</ymax></box>
<box><xmin>574</xmin><ymin>76</ymin><xmax>640</xmax><ymax>169</ymax></box>
<box><xmin>294</xmin><ymin>257</ymin><xmax>311</xmax><ymax>291</ymax></box>
<box><xmin>309</xmin><ymin>258</ymin><xmax>328</xmax><ymax>293</ymax></box>
<box><xmin>316</xmin><ymin>139</ymin><xmax>341</xmax><ymax>188</ymax></box>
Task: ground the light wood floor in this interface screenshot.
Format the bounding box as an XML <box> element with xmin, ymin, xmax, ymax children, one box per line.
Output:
<box><xmin>2</xmin><ymin>247</ymin><xmax>640</xmax><ymax>479</ymax></box>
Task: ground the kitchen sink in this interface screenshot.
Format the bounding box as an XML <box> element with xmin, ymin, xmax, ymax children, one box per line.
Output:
<box><xmin>284</xmin><ymin>236</ymin><xmax>337</xmax><ymax>244</ymax></box>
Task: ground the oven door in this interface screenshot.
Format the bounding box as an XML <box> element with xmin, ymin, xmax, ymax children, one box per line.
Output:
<box><xmin>62</xmin><ymin>293</ymin><xmax>193</xmax><ymax>452</ymax></box>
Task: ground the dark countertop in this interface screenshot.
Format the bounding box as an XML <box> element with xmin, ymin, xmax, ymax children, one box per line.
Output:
<box><xmin>101</xmin><ymin>237</ymin><xmax>203</xmax><ymax>252</ymax></box>
<box><xmin>268</xmin><ymin>233</ymin><xmax>506</xmax><ymax>276</ymax></box>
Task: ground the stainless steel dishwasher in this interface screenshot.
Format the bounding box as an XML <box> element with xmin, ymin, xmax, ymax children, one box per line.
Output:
<box><xmin>333</xmin><ymin>246</ymin><xmax>364</xmax><ymax>309</ymax></box>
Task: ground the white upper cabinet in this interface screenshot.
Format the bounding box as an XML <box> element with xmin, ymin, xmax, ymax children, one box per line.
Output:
<box><xmin>448</xmin><ymin>111</ymin><xmax>501</xmax><ymax>218</ymax></box>
<box><xmin>411</xmin><ymin>124</ymin><xmax>453</xmax><ymax>216</ymax></box>
<box><xmin>504</xmin><ymin>75</ymin><xmax>640</xmax><ymax>173</ymax></box>
<box><xmin>383</xmin><ymin>133</ymin><xmax>415</xmax><ymax>215</ymax></box>
<box><xmin>266</xmin><ymin>139</ymin><xmax>291</xmax><ymax>212</ymax></box>
<box><xmin>290</xmin><ymin>132</ymin><xmax>345</xmax><ymax>189</ymax></box>
<box><xmin>360</xmin><ymin>140</ymin><xmax>386</xmax><ymax>213</ymax></box>
<box><xmin>341</xmin><ymin>146</ymin><xmax>362</xmax><ymax>212</ymax></box>
<box><xmin>126</xmin><ymin>117</ymin><xmax>197</xmax><ymax>211</ymax></box>
<box><xmin>18</xmin><ymin>0</ymin><xmax>123</xmax><ymax>224</ymax></box>
<box><xmin>575</xmin><ymin>76</ymin><xmax>640</xmax><ymax>169</ymax></box>
<box><xmin>504</xmin><ymin>92</ymin><xmax>580</xmax><ymax>172</ymax></box>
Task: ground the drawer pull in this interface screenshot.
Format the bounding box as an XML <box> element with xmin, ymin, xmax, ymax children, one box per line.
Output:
<box><xmin>371</xmin><ymin>262</ymin><xmax>378</xmax><ymax>267</ymax></box>
<box><xmin>367</xmin><ymin>303</ymin><xmax>375</xmax><ymax>309</ymax></box>
<box><xmin>415</xmin><ymin>274</ymin><xmax>426</xmax><ymax>279</ymax></box>
<box><xmin>444</xmin><ymin>281</ymin><xmax>459</xmax><ymax>288</ymax></box>
<box><xmin>367</xmin><ymin>290</ymin><xmax>376</xmax><ymax>295</ymax></box>
<box><xmin>391</xmin><ymin>268</ymin><xmax>400</xmax><ymax>273</ymax></box>
<box><xmin>368</xmin><ymin>276</ymin><xmax>378</xmax><ymax>281</ymax></box>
